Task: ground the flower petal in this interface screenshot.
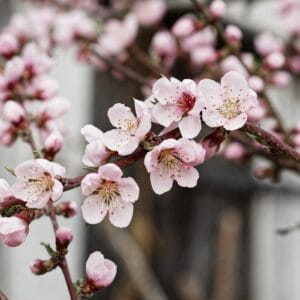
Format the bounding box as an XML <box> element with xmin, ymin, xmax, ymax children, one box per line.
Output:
<box><xmin>150</xmin><ymin>169</ymin><xmax>173</xmax><ymax>195</ymax></box>
<box><xmin>81</xmin><ymin>195</ymin><xmax>107</xmax><ymax>224</ymax></box>
<box><xmin>202</xmin><ymin>109</ymin><xmax>225</xmax><ymax>128</ymax></box>
<box><xmin>175</xmin><ymin>166</ymin><xmax>199</xmax><ymax>188</ymax></box>
<box><xmin>14</xmin><ymin>160</ymin><xmax>46</xmax><ymax>181</ymax></box>
<box><xmin>198</xmin><ymin>79</ymin><xmax>222</xmax><ymax>108</ymax></box>
<box><xmin>119</xmin><ymin>177</ymin><xmax>139</xmax><ymax>203</ymax></box>
<box><xmin>81</xmin><ymin>173</ymin><xmax>101</xmax><ymax>196</ymax></box>
<box><xmin>224</xmin><ymin>113</ymin><xmax>247</xmax><ymax>130</ymax></box>
<box><xmin>98</xmin><ymin>163</ymin><xmax>123</xmax><ymax>181</ymax></box>
<box><xmin>81</xmin><ymin>124</ymin><xmax>103</xmax><ymax>142</ymax></box>
<box><xmin>51</xmin><ymin>179</ymin><xmax>63</xmax><ymax>201</ymax></box>
<box><xmin>221</xmin><ymin>71</ymin><xmax>248</xmax><ymax>100</ymax></box>
<box><xmin>152</xmin><ymin>103</ymin><xmax>181</xmax><ymax>127</ymax></box>
<box><xmin>107</xmin><ymin>103</ymin><xmax>137</xmax><ymax>130</ymax></box>
<box><xmin>108</xmin><ymin>201</ymin><xmax>133</xmax><ymax>228</ymax></box>
<box><xmin>179</xmin><ymin>115</ymin><xmax>201</xmax><ymax>138</ymax></box>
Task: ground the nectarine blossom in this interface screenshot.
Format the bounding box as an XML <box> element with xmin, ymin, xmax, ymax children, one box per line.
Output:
<box><xmin>81</xmin><ymin>163</ymin><xmax>139</xmax><ymax>228</ymax></box>
<box><xmin>103</xmin><ymin>100</ymin><xmax>151</xmax><ymax>156</ymax></box>
<box><xmin>144</xmin><ymin>138</ymin><xmax>206</xmax><ymax>194</ymax></box>
<box><xmin>199</xmin><ymin>71</ymin><xmax>257</xmax><ymax>130</ymax></box>
<box><xmin>151</xmin><ymin>77</ymin><xmax>203</xmax><ymax>138</ymax></box>
<box><xmin>12</xmin><ymin>159</ymin><xmax>65</xmax><ymax>208</ymax></box>
<box><xmin>86</xmin><ymin>251</ymin><xmax>117</xmax><ymax>288</ymax></box>
<box><xmin>81</xmin><ymin>124</ymin><xmax>111</xmax><ymax>167</ymax></box>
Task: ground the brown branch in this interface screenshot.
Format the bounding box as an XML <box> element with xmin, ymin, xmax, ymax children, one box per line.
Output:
<box><xmin>242</xmin><ymin>122</ymin><xmax>300</xmax><ymax>163</ymax></box>
<box><xmin>90</xmin><ymin>48</ymin><xmax>151</xmax><ymax>86</ymax></box>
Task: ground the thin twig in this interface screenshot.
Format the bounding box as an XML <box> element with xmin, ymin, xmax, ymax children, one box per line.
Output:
<box><xmin>47</xmin><ymin>201</ymin><xmax>78</xmax><ymax>300</ymax></box>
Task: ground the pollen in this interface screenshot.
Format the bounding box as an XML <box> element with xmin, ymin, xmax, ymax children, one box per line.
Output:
<box><xmin>218</xmin><ymin>98</ymin><xmax>241</xmax><ymax>119</ymax></box>
<box><xmin>158</xmin><ymin>149</ymin><xmax>180</xmax><ymax>170</ymax></box>
<box><xmin>97</xmin><ymin>181</ymin><xmax>120</xmax><ymax>205</ymax></box>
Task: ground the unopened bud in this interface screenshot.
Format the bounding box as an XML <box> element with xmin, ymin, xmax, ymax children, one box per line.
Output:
<box><xmin>209</xmin><ymin>0</ymin><xmax>226</xmax><ymax>20</ymax></box>
<box><xmin>56</xmin><ymin>227</ymin><xmax>73</xmax><ymax>250</ymax></box>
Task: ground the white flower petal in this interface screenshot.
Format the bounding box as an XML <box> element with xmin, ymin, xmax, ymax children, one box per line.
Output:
<box><xmin>175</xmin><ymin>166</ymin><xmax>199</xmax><ymax>188</ymax></box>
<box><xmin>119</xmin><ymin>177</ymin><xmax>139</xmax><ymax>203</ymax></box>
<box><xmin>150</xmin><ymin>169</ymin><xmax>173</xmax><ymax>195</ymax></box>
<box><xmin>81</xmin><ymin>195</ymin><xmax>107</xmax><ymax>224</ymax></box>
<box><xmin>108</xmin><ymin>201</ymin><xmax>133</xmax><ymax>228</ymax></box>
<box><xmin>179</xmin><ymin>115</ymin><xmax>201</xmax><ymax>138</ymax></box>
<box><xmin>224</xmin><ymin>113</ymin><xmax>247</xmax><ymax>130</ymax></box>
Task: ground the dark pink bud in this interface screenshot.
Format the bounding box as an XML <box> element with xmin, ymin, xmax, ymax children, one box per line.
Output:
<box><xmin>56</xmin><ymin>227</ymin><xmax>73</xmax><ymax>250</ymax></box>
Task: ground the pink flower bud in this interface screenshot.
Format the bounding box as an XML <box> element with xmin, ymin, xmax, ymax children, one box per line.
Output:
<box><xmin>56</xmin><ymin>227</ymin><xmax>73</xmax><ymax>250</ymax></box>
<box><xmin>133</xmin><ymin>0</ymin><xmax>166</xmax><ymax>26</ymax></box>
<box><xmin>264</xmin><ymin>52</ymin><xmax>285</xmax><ymax>69</ymax></box>
<box><xmin>288</xmin><ymin>56</ymin><xmax>300</xmax><ymax>74</ymax></box>
<box><xmin>3</xmin><ymin>101</ymin><xmax>26</xmax><ymax>124</ymax></box>
<box><xmin>172</xmin><ymin>15</ymin><xmax>196</xmax><ymax>38</ymax></box>
<box><xmin>248</xmin><ymin>76</ymin><xmax>264</xmax><ymax>93</ymax></box>
<box><xmin>270</xmin><ymin>71</ymin><xmax>291</xmax><ymax>87</ymax></box>
<box><xmin>209</xmin><ymin>0</ymin><xmax>226</xmax><ymax>20</ymax></box>
<box><xmin>254</xmin><ymin>32</ymin><xmax>284</xmax><ymax>56</ymax></box>
<box><xmin>56</xmin><ymin>201</ymin><xmax>78</xmax><ymax>218</ymax></box>
<box><xmin>292</xmin><ymin>133</ymin><xmax>300</xmax><ymax>147</ymax></box>
<box><xmin>190</xmin><ymin>46</ymin><xmax>217</xmax><ymax>67</ymax></box>
<box><xmin>224</xmin><ymin>142</ymin><xmax>247</xmax><ymax>160</ymax></box>
<box><xmin>225</xmin><ymin>25</ymin><xmax>242</xmax><ymax>44</ymax></box>
<box><xmin>0</xmin><ymin>216</ymin><xmax>28</xmax><ymax>247</ymax></box>
<box><xmin>0</xmin><ymin>33</ymin><xmax>18</xmax><ymax>58</ymax></box>
<box><xmin>43</xmin><ymin>131</ymin><xmax>63</xmax><ymax>154</ymax></box>
<box><xmin>30</xmin><ymin>259</ymin><xmax>52</xmax><ymax>275</ymax></box>
<box><xmin>86</xmin><ymin>251</ymin><xmax>117</xmax><ymax>288</ymax></box>
<box><xmin>0</xmin><ymin>179</ymin><xmax>19</xmax><ymax>210</ymax></box>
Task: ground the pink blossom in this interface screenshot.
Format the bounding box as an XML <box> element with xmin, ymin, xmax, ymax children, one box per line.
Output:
<box><xmin>224</xmin><ymin>142</ymin><xmax>247</xmax><ymax>160</ymax></box>
<box><xmin>248</xmin><ymin>76</ymin><xmax>264</xmax><ymax>93</ymax></box>
<box><xmin>12</xmin><ymin>159</ymin><xmax>65</xmax><ymax>209</ymax></box>
<box><xmin>103</xmin><ymin>100</ymin><xmax>151</xmax><ymax>156</ymax></box>
<box><xmin>247</xmin><ymin>101</ymin><xmax>267</xmax><ymax>123</ymax></box>
<box><xmin>56</xmin><ymin>227</ymin><xmax>73</xmax><ymax>249</ymax></box>
<box><xmin>144</xmin><ymin>138</ymin><xmax>206</xmax><ymax>194</ymax></box>
<box><xmin>86</xmin><ymin>251</ymin><xmax>117</xmax><ymax>288</ymax></box>
<box><xmin>81</xmin><ymin>163</ymin><xmax>139</xmax><ymax>227</ymax></box>
<box><xmin>209</xmin><ymin>0</ymin><xmax>226</xmax><ymax>20</ymax></box>
<box><xmin>0</xmin><ymin>216</ymin><xmax>28</xmax><ymax>247</ymax></box>
<box><xmin>26</xmin><ymin>76</ymin><xmax>58</xmax><ymax>100</ymax></box>
<box><xmin>43</xmin><ymin>131</ymin><xmax>63</xmax><ymax>154</ymax></box>
<box><xmin>81</xmin><ymin>125</ymin><xmax>111</xmax><ymax>167</ymax></box>
<box><xmin>0</xmin><ymin>120</ymin><xmax>16</xmax><ymax>145</ymax></box>
<box><xmin>199</xmin><ymin>71</ymin><xmax>257</xmax><ymax>130</ymax></box>
<box><xmin>150</xmin><ymin>30</ymin><xmax>177</xmax><ymax>69</ymax></box>
<box><xmin>56</xmin><ymin>201</ymin><xmax>78</xmax><ymax>218</ymax></box>
<box><xmin>39</xmin><ymin>97</ymin><xmax>71</xmax><ymax>122</ymax></box>
<box><xmin>220</xmin><ymin>55</ymin><xmax>248</xmax><ymax>77</ymax></box>
<box><xmin>254</xmin><ymin>32</ymin><xmax>284</xmax><ymax>56</ymax></box>
<box><xmin>264</xmin><ymin>52</ymin><xmax>285</xmax><ymax>69</ymax></box>
<box><xmin>172</xmin><ymin>15</ymin><xmax>197</xmax><ymax>38</ymax></box>
<box><xmin>97</xmin><ymin>14</ymin><xmax>138</xmax><ymax>57</ymax></box>
<box><xmin>225</xmin><ymin>25</ymin><xmax>242</xmax><ymax>44</ymax></box>
<box><xmin>133</xmin><ymin>0</ymin><xmax>166</xmax><ymax>26</ymax></box>
<box><xmin>181</xmin><ymin>27</ymin><xmax>216</xmax><ymax>52</ymax></box>
<box><xmin>3</xmin><ymin>101</ymin><xmax>26</xmax><ymax>124</ymax></box>
<box><xmin>270</xmin><ymin>71</ymin><xmax>291</xmax><ymax>87</ymax></box>
<box><xmin>22</xmin><ymin>43</ymin><xmax>54</xmax><ymax>77</ymax></box>
<box><xmin>151</xmin><ymin>77</ymin><xmax>203</xmax><ymax>138</ymax></box>
<box><xmin>0</xmin><ymin>33</ymin><xmax>18</xmax><ymax>58</ymax></box>
<box><xmin>190</xmin><ymin>46</ymin><xmax>218</xmax><ymax>67</ymax></box>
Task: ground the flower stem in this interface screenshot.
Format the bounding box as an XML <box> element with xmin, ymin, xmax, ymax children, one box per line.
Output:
<box><xmin>47</xmin><ymin>201</ymin><xmax>78</xmax><ymax>300</ymax></box>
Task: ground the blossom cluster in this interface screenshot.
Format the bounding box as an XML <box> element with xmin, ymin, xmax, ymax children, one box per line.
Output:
<box><xmin>0</xmin><ymin>0</ymin><xmax>299</xmax><ymax>298</ymax></box>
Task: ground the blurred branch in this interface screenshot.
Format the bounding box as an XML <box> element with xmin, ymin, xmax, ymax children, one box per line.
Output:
<box><xmin>0</xmin><ymin>290</ymin><xmax>8</xmax><ymax>300</ymax></box>
<box><xmin>103</xmin><ymin>223</ymin><xmax>170</xmax><ymax>300</ymax></box>
<box><xmin>277</xmin><ymin>222</ymin><xmax>300</xmax><ymax>236</ymax></box>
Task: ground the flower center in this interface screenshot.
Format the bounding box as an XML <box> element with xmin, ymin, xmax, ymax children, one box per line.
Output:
<box><xmin>28</xmin><ymin>174</ymin><xmax>54</xmax><ymax>193</ymax></box>
<box><xmin>125</xmin><ymin>119</ymin><xmax>137</xmax><ymax>135</ymax></box>
<box><xmin>218</xmin><ymin>99</ymin><xmax>241</xmax><ymax>119</ymax></box>
<box><xmin>98</xmin><ymin>181</ymin><xmax>120</xmax><ymax>205</ymax></box>
<box><xmin>177</xmin><ymin>92</ymin><xmax>196</xmax><ymax>114</ymax></box>
<box><xmin>158</xmin><ymin>149</ymin><xmax>181</xmax><ymax>170</ymax></box>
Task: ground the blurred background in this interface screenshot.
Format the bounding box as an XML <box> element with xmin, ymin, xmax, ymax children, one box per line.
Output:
<box><xmin>0</xmin><ymin>0</ymin><xmax>300</xmax><ymax>300</ymax></box>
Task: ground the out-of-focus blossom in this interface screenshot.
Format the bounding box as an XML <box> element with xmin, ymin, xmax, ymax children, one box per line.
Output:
<box><xmin>254</xmin><ymin>32</ymin><xmax>284</xmax><ymax>56</ymax></box>
<box><xmin>225</xmin><ymin>25</ymin><xmax>242</xmax><ymax>44</ymax></box>
<box><xmin>81</xmin><ymin>163</ymin><xmax>139</xmax><ymax>227</ymax></box>
<box><xmin>144</xmin><ymin>138</ymin><xmax>205</xmax><ymax>194</ymax></box>
<box><xmin>12</xmin><ymin>159</ymin><xmax>65</xmax><ymax>209</ymax></box>
<box><xmin>150</xmin><ymin>30</ymin><xmax>177</xmax><ymax>69</ymax></box>
<box><xmin>270</xmin><ymin>71</ymin><xmax>291</xmax><ymax>87</ymax></box>
<box><xmin>264</xmin><ymin>52</ymin><xmax>285</xmax><ymax>69</ymax></box>
<box><xmin>209</xmin><ymin>0</ymin><xmax>226</xmax><ymax>20</ymax></box>
<box><xmin>0</xmin><ymin>179</ymin><xmax>20</xmax><ymax>211</ymax></box>
<box><xmin>3</xmin><ymin>101</ymin><xmax>26</xmax><ymax>125</ymax></box>
<box><xmin>190</xmin><ymin>46</ymin><xmax>218</xmax><ymax>67</ymax></box>
<box><xmin>248</xmin><ymin>76</ymin><xmax>264</xmax><ymax>93</ymax></box>
<box><xmin>172</xmin><ymin>14</ymin><xmax>197</xmax><ymax>38</ymax></box>
<box><xmin>224</xmin><ymin>142</ymin><xmax>248</xmax><ymax>160</ymax></box>
<box><xmin>97</xmin><ymin>14</ymin><xmax>138</xmax><ymax>57</ymax></box>
<box><xmin>43</xmin><ymin>131</ymin><xmax>63</xmax><ymax>154</ymax></box>
<box><xmin>0</xmin><ymin>33</ymin><xmax>18</xmax><ymax>58</ymax></box>
<box><xmin>133</xmin><ymin>0</ymin><xmax>166</xmax><ymax>26</ymax></box>
<box><xmin>199</xmin><ymin>71</ymin><xmax>257</xmax><ymax>130</ymax></box>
